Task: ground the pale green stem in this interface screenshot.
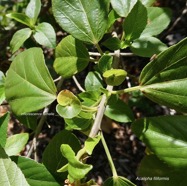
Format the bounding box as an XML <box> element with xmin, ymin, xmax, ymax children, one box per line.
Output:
<box><xmin>101</xmin><ymin>132</ymin><xmax>118</xmax><ymax>177</ymax></box>
<box><xmin>95</xmin><ymin>43</ymin><xmax>104</xmax><ymax>55</ymax></box>
<box><xmin>111</xmin><ymin>85</ymin><xmax>141</xmax><ymax>94</ymax></box>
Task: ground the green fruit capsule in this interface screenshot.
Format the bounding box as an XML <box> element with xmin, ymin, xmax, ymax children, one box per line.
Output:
<box><xmin>103</xmin><ymin>69</ymin><xmax>127</xmax><ymax>86</ymax></box>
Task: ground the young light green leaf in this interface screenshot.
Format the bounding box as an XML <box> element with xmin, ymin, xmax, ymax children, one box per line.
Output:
<box><xmin>141</xmin><ymin>0</ymin><xmax>156</xmax><ymax>6</ymax></box>
<box><xmin>52</xmin><ymin>0</ymin><xmax>109</xmax><ymax>44</ymax></box>
<box><xmin>84</xmin><ymin>135</ymin><xmax>101</xmax><ymax>155</ymax></box>
<box><xmin>0</xmin><ymin>147</ymin><xmax>29</xmax><ymax>186</ymax></box>
<box><xmin>33</xmin><ymin>22</ymin><xmax>56</xmax><ymax>48</ymax></box>
<box><xmin>123</xmin><ymin>0</ymin><xmax>147</xmax><ymax>42</ymax></box>
<box><xmin>98</xmin><ymin>54</ymin><xmax>113</xmax><ymax>73</ymax></box>
<box><xmin>0</xmin><ymin>113</ymin><xmax>10</xmax><ymax>148</ymax></box>
<box><xmin>10</xmin><ymin>28</ymin><xmax>32</xmax><ymax>53</ymax></box>
<box><xmin>4</xmin><ymin>133</ymin><xmax>29</xmax><ymax>156</ymax></box>
<box><xmin>111</xmin><ymin>0</ymin><xmax>137</xmax><ymax>17</ymax></box>
<box><xmin>105</xmin><ymin>95</ymin><xmax>134</xmax><ymax>123</ymax></box>
<box><xmin>56</xmin><ymin>90</ymin><xmax>82</xmax><ymax>119</ymax></box>
<box><xmin>132</xmin><ymin>116</ymin><xmax>187</xmax><ymax>168</ymax></box>
<box><xmin>141</xmin><ymin>7</ymin><xmax>172</xmax><ymax>37</ymax></box>
<box><xmin>138</xmin><ymin>155</ymin><xmax>187</xmax><ymax>186</ymax></box>
<box><xmin>102</xmin><ymin>37</ymin><xmax>122</xmax><ymax>51</ymax></box>
<box><xmin>0</xmin><ymin>71</ymin><xmax>5</xmax><ymax>104</ymax></box>
<box><xmin>42</xmin><ymin>130</ymin><xmax>81</xmax><ymax>182</ymax></box>
<box><xmin>103</xmin><ymin>69</ymin><xmax>127</xmax><ymax>86</ymax></box>
<box><xmin>65</xmin><ymin>112</ymin><xmax>93</xmax><ymax>131</ymax></box>
<box><xmin>139</xmin><ymin>37</ymin><xmax>187</xmax><ymax>112</ymax></box>
<box><xmin>104</xmin><ymin>176</ymin><xmax>136</xmax><ymax>186</ymax></box>
<box><xmin>85</xmin><ymin>71</ymin><xmax>103</xmax><ymax>92</ymax></box>
<box><xmin>130</xmin><ymin>36</ymin><xmax>168</xmax><ymax>57</ymax></box>
<box><xmin>54</xmin><ymin>35</ymin><xmax>89</xmax><ymax>78</ymax></box>
<box><xmin>5</xmin><ymin>48</ymin><xmax>57</xmax><ymax>115</ymax></box>
<box><xmin>25</xmin><ymin>0</ymin><xmax>41</xmax><ymax>24</ymax></box>
<box><xmin>60</xmin><ymin>144</ymin><xmax>92</xmax><ymax>182</ymax></box>
<box><xmin>6</xmin><ymin>13</ymin><xmax>33</xmax><ymax>27</ymax></box>
<box><xmin>11</xmin><ymin>156</ymin><xmax>60</xmax><ymax>186</ymax></box>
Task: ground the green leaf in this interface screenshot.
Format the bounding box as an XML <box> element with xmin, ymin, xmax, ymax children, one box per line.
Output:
<box><xmin>11</xmin><ymin>156</ymin><xmax>60</xmax><ymax>186</ymax></box>
<box><xmin>130</xmin><ymin>36</ymin><xmax>168</xmax><ymax>57</ymax></box>
<box><xmin>60</xmin><ymin>144</ymin><xmax>92</xmax><ymax>182</ymax></box>
<box><xmin>103</xmin><ymin>69</ymin><xmax>127</xmax><ymax>86</ymax></box>
<box><xmin>84</xmin><ymin>135</ymin><xmax>101</xmax><ymax>155</ymax></box>
<box><xmin>98</xmin><ymin>54</ymin><xmax>113</xmax><ymax>73</ymax></box>
<box><xmin>6</xmin><ymin>13</ymin><xmax>33</xmax><ymax>27</ymax></box>
<box><xmin>85</xmin><ymin>71</ymin><xmax>103</xmax><ymax>92</ymax></box>
<box><xmin>0</xmin><ymin>71</ymin><xmax>5</xmax><ymax>104</ymax></box>
<box><xmin>5</xmin><ymin>48</ymin><xmax>57</xmax><ymax>115</ymax></box>
<box><xmin>56</xmin><ymin>90</ymin><xmax>82</xmax><ymax>119</ymax></box>
<box><xmin>33</xmin><ymin>22</ymin><xmax>56</xmax><ymax>48</ymax></box>
<box><xmin>0</xmin><ymin>147</ymin><xmax>29</xmax><ymax>186</ymax></box>
<box><xmin>105</xmin><ymin>95</ymin><xmax>134</xmax><ymax>123</ymax></box>
<box><xmin>138</xmin><ymin>155</ymin><xmax>187</xmax><ymax>186</ymax></box>
<box><xmin>111</xmin><ymin>0</ymin><xmax>137</xmax><ymax>17</ymax></box>
<box><xmin>123</xmin><ymin>0</ymin><xmax>147</xmax><ymax>41</ymax></box>
<box><xmin>139</xmin><ymin>37</ymin><xmax>187</xmax><ymax>112</ymax></box>
<box><xmin>132</xmin><ymin>115</ymin><xmax>187</xmax><ymax>168</ymax></box>
<box><xmin>141</xmin><ymin>0</ymin><xmax>156</xmax><ymax>6</ymax></box>
<box><xmin>4</xmin><ymin>133</ymin><xmax>29</xmax><ymax>156</ymax></box>
<box><xmin>54</xmin><ymin>35</ymin><xmax>89</xmax><ymax>78</ymax></box>
<box><xmin>42</xmin><ymin>130</ymin><xmax>81</xmax><ymax>182</ymax></box>
<box><xmin>65</xmin><ymin>112</ymin><xmax>93</xmax><ymax>131</ymax></box>
<box><xmin>10</xmin><ymin>28</ymin><xmax>32</xmax><ymax>53</ymax></box>
<box><xmin>52</xmin><ymin>0</ymin><xmax>109</xmax><ymax>44</ymax></box>
<box><xmin>104</xmin><ymin>176</ymin><xmax>136</xmax><ymax>186</ymax></box>
<box><xmin>16</xmin><ymin>115</ymin><xmax>37</xmax><ymax>130</ymax></box>
<box><xmin>141</xmin><ymin>7</ymin><xmax>172</xmax><ymax>37</ymax></box>
<box><xmin>25</xmin><ymin>0</ymin><xmax>41</xmax><ymax>24</ymax></box>
<box><xmin>107</xmin><ymin>10</ymin><xmax>120</xmax><ymax>30</ymax></box>
<box><xmin>0</xmin><ymin>113</ymin><xmax>10</xmax><ymax>148</ymax></box>
<box><xmin>102</xmin><ymin>37</ymin><xmax>122</xmax><ymax>51</ymax></box>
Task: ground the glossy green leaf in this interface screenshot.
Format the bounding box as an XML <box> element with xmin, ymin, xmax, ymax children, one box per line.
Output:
<box><xmin>33</xmin><ymin>22</ymin><xmax>56</xmax><ymax>48</ymax></box>
<box><xmin>141</xmin><ymin>7</ymin><xmax>172</xmax><ymax>37</ymax></box>
<box><xmin>11</xmin><ymin>156</ymin><xmax>60</xmax><ymax>186</ymax></box>
<box><xmin>102</xmin><ymin>37</ymin><xmax>122</xmax><ymax>51</ymax></box>
<box><xmin>0</xmin><ymin>147</ymin><xmax>29</xmax><ymax>186</ymax></box>
<box><xmin>111</xmin><ymin>0</ymin><xmax>137</xmax><ymax>17</ymax></box>
<box><xmin>0</xmin><ymin>71</ymin><xmax>5</xmax><ymax>104</ymax></box>
<box><xmin>54</xmin><ymin>35</ymin><xmax>89</xmax><ymax>78</ymax></box>
<box><xmin>85</xmin><ymin>71</ymin><xmax>103</xmax><ymax>92</ymax></box>
<box><xmin>42</xmin><ymin>130</ymin><xmax>81</xmax><ymax>182</ymax></box>
<box><xmin>107</xmin><ymin>10</ymin><xmax>120</xmax><ymax>30</ymax></box>
<box><xmin>84</xmin><ymin>135</ymin><xmax>101</xmax><ymax>155</ymax></box>
<box><xmin>5</xmin><ymin>48</ymin><xmax>57</xmax><ymax>115</ymax></box>
<box><xmin>60</xmin><ymin>144</ymin><xmax>92</xmax><ymax>182</ymax></box>
<box><xmin>138</xmin><ymin>155</ymin><xmax>187</xmax><ymax>186</ymax></box>
<box><xmin>98</xmin><ymin>54</ymin><xmax>113</xmax><ymax>73</ymax></box>
<box><xmin>103</xmin><ymin>69</ymin><xmax>127</xmax><ymax>86</ymax></box>
<box><xmin>130</xmin><ymin>36</ymin><xmax>168</xmax><ymax>57</ymax></box>
<box><xmin>56</xmin><ymin>90</ymin><xmax>81</xmax><ymax>118</ymax></box>
<box><xmin>0</xmin><ymin>113</ymin><xmax>10</xmax><ymax>148</ymax></box>
<box><xmin>25</xmin><ymin>0</ymin><xmax>41</xmax><ymax>24</ymax></box>
<box><xmin>4</xmin><ymin>133</ymin><xmax>29</xmax><ymax>156</ymax></box>
<box><xmin>104</xmin><ymin>176</ymin><xmax>135</xmax><ymax>186</ymax></box>
<box><xmin>123</xmin><ymin>0</ymin><xmax>147</xmax><ymax>42</ymax></box>
<box><xmin>52</xmin><ymin>0</ymin><xmax>109</xmax><ymax>44</ymax></box>
<box><xmin>139</xmin><ymin>37</ymin><xmax>187</xmax><ymax>112</ymax></box>
<box><xmin>105</xmin><ymin>95</ymin><xmax>134</xmax><ymax>123</ymax></box>
<box><xmin>6</xmin><ymin>13</ymin><xmax>33</xmax><ymax>27</ymax></box>
<box><xmin>65</xmin><ymin>112</ymin><xmax>93</xmax><ymax>131</ymax></box>
<box><xmin>132</xmin><ymin>115</ymin><xmax>187</xmax><ymax>168</ymax></box>
<box><xmin>10</xmin><ymin>28</ymin><xmax>32</xmax><ymax>53</ymax></box>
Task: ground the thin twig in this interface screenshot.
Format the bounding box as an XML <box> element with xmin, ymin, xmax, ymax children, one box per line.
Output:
<box><xmin>54</xmin><ymin>76</ymin><xmax>62</xmax><ymax>82</ymax></box>
<box><xmin>72</xmin><ymin>75</ymin><xmax>85</xmax><ymax>92</ymax></box>
<box><xmin>89</xmin><ymin>52</ymin><xmax>135</xmax><ymax>57</ymax></box>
